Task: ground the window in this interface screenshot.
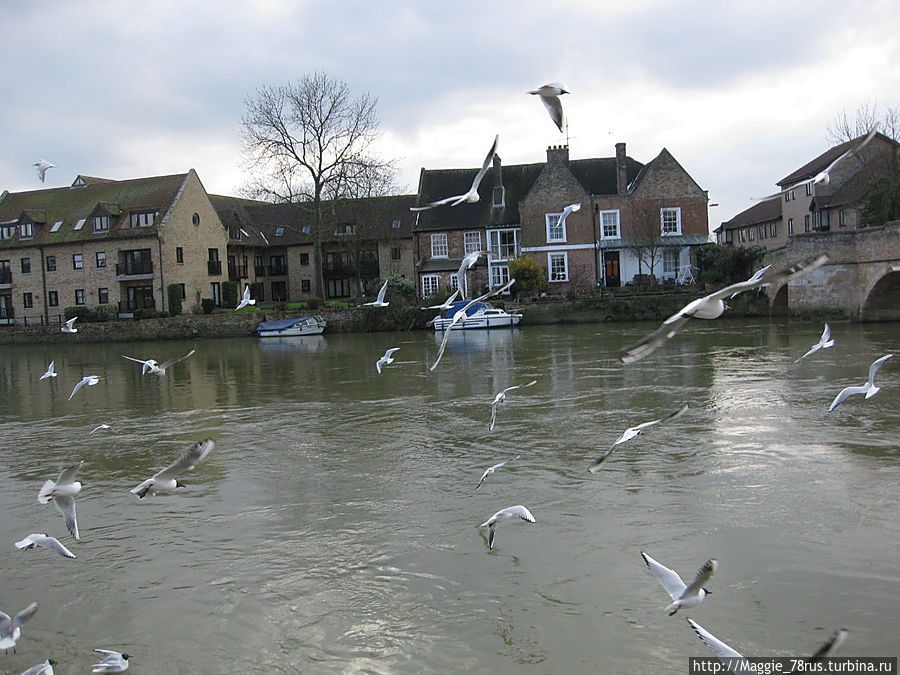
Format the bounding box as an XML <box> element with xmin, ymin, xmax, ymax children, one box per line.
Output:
<box><xmin>179</xmin><ymin>283</ymin><xmax>186</xmax><ymax>300</ymax></box>
<box><xmin>546</xmin><ymin>213</ymin><xmax>565</xmax><ymax>242</ymax></box>
<box><xmin>391</xmin><ymin>247</ymin><xmax>401</xmax><ymax>260</ymax></box>
<box><xmin>210</xmin><ymin>282</ymin><xmax>221</xmax><ymax>306</ymax></box>
<box><xmin>748</xmin><ymin>227</ymin><xmax>755</xmax><ymax>241</ymax></box>
<box><xmin>491</xmin><ymin>263</ymin><xmax>510</xmax><ymax>288</ymax></box>
<box><xmin>275</xmin><ymin>227</ymin><xmax>284</xmax><ymax>237</ymax></box>
<box><xmin>73</xmin><ymin>254</ymin><xmax>83</xmax><ymax>269</ymax></box>
<box><xmin>725</xmin><ymin>230</ymin><xmax>733</xmax><ymax>243</ymax></box>
<box><xmin>302</xmin><ymin>225</ymin><xmax>310</xmax><ymax>234</ymax></box>
<box><xmin>176</xmin><ymin>247</ymin><xmax>184</xmax><ymax>264</ymax></box>
<box><xmin>93</xmin><ymin>215</ymin><xmax>110</xmax><ymax>232</ymax></box>
<box><xmin>784</xmin><ymin>189</ymin><xmax>795</xmax><ymax>202</ymax></box>
<box><xmin>449</xmin><ymin>274</ymin><xmax>459</xmax><ymax>291</ymax></box>
<box><xmin>839</xmin><ymin>209</ymin><xmax>846</xmax><ymax>227</ymax></box>
<box><xmin>192</xmin><ymin>213</ymin><xmax>200</xmax><ymax>226</ymax></box>
<box><xmin>804</xmin><ymin>215</ymin><xmax>810</xmax><ymax>232</ymax></box>
<box><xmin>300</xmin><ymin>253</ymin><xmax>310</xmax><ymax>265</ymax></box>
<box><xmin>20</xmin><ymin>223</ymin><xmax>34</xmax><ymax>239</ymax></box>
<box><xmin>269</xmin><ymin>255</ymin><xmax>286</xmax><ymax>275</ymax></box>
<box><xmin>548</xmin><ymin>252</ymin><xmax>568</xmax><ymax>282</ymax></box>
<box><xmin>421</xmin><ymin>274</ymin><xmax>440</xmax><ymax>297</ymax></box>
<box><xmin>75</xmin><ymin>289</ymin><xmax>85</xmax><ymax>305</ymax></box>
<box><xmin>96</xmin><ymin>251</ymin><xmax>106</xmax><ymax>268</ymax></box>
<box><xmin>0</xmin><ymin>226</ymin><xmax>14</xmax><ymax>239</ymax></box>
<box><xmin>270</xmin><ymin>281</ymin><xmax>287</xmax><ymax>302</ymax></box>
<box><xmin>600</xmin><ymin>210</ymin><xmax>620</xmax><ymax>239</ymax></box>
<box><xmin>488</xmin><ymin>228</ymin><xmax>519</xmax><ymax>260</ymax></box>
<box><xmin>48</xmin><ymin>290</ymin><xmax>58</xmax><ymax>307</ymax></box>
<box><xmin>739</xmin><ymin>229</ymin><xmax>746</xmax><ymax>243</ymax></box>
<box><xmin>301</xmin><ymin>279</ymin><xmax>311</xmax><ymax>292</ymax></box>
<box><xmin>98</xmin><ymin>287</ymin><xmax>109</xmax><ymax>304</ymax></box>
<box><xmin>73</xmin><ymin>218</ymin><xmax>86</xmax><ymax>231</ymax></box>
<box><xmin>23</xmin><ymin>292</ymin><xmax>33</xmax><ymax>308</ymax></box>
<box><xmin>788</xmin><ymin>218</ymin><xmax>793</xmax><ymax>234</ymax></box>
<box><xmin>464</xmin><ymin>231</ymin><xmax>482</xmax><ymax>255</ymax></box>
<box><xmin>431</xmin><ymin>233</ymin><xmax>448</xmax><ymax>258</ymax></box>
<box><xmin>21</xmin><ymin>258</ymin><xmax>31</xmax><ymax>274</ymax></box>
<box><xmin>392</xmin><ymin>219</ymin><xmax>401</xmax><ymax>229</ymax></box>
<box><xmin>805</xmin><ymin>182</ymin><xmax>813</xmax><ymax>196</ymax></box>
<box><xmin>770</xmin><ymin>222</ymin><xmax>777</xmax><ymax>238</ymax></box>
<box><xmin>130</xmin><ymin>211</ymin><xmax>157</xmax><ymax>227</ymax></box>
<box><xmin>663</xmin><ymin>248</ymin><xmax>679</xmax><ymax>276</ymax></box>
<box><xmin>660</xmin><ymin>207</ymin><xmax>681</xmax><ymax>235</ymax></box>
<box><xmin>46</xmin><ymin>256</ymin><xmax>56</xmax><ymax>272</ymax></box>
<box><xmin>50</xmin><ymin>220</ymin><xmax>62</xmax><ymax>233</ymax></box>
<box><xmin>492</xmin><ymin>185</ymin><xmax>505</xmax><ymax>208</ymax></box>
<box><xmin>758</xmin><ymin>225</ymin><xmax>766</xmax><ymax>240</ymax></box>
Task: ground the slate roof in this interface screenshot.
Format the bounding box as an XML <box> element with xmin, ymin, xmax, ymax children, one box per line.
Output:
<box><xmin>777</xmin><ymin>132</ymin><xmax>894</xmax><ymax>187</ymax></box>
<box><xmin>716</xmin><ymin>198</ymin><xmax>782</xmax><ymax>233</ymax></box>
<box><xmin>0</xmin><ymin>172</ymin><xmax>189</xmax><ymax>250</ymax></box>
<box><xmin>413</xmin><ymin>154</ymin><xmax>644</xmax><ymax>231</ymax></box>
<box><xmin>811</xmin><ymin>153</ymin><xmax>892</xmax><ymax>210</ymax></box>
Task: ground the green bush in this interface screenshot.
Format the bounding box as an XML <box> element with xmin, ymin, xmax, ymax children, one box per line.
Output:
<box><xmin>167</xmin><ymin>284</ymin><xmax>183</xmax><ymax>316</ymax></box>
<box><xmin>695</xmin><ymin>244</ymin><xmax>765</xmax><ymax>286</ymax></box>
<box><xmin>222</xmin><ymin>280</ymin><xmax>238</xmax><ymax>309</ymax></box>
<box><xmin>508</xmin><ymin>256</ymin><xmax>544</xmax><ymax>298</ymax></box>
<box><xmin>64</xmin><ymin>306</ymin><xmax>92</xmax><ymax>322</ymax></box>
<box><xmin>307</xmin><ymin>296</ymin><xmax>322</xmax><ymax>310</ymax></box>
<box><xmin>91</xmin><ymin>305</ymin><xmax>118</xmax><ymax>322</ymax></box>
<box><xmin>201</xmin><ymin>298</ymin><xmax>216</xmax><ymax>314</ymax></box>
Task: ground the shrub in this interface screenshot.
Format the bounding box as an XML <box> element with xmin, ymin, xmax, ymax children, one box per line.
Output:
<box><xmin>91</xmin><ymin>305</ymin><xmax>117</xmax><ymax>322</ymax></box>
<box><xmin>64</xmin><ymin>306</ymin><xmax>92</xmax><ymax>322</ymax></box>
<box><xmin>306</xmin><ymin>296</ymin><xmax>322</xmax><ymax>310</ymax></box>
<box><xmin>167</xmin><ymin>284</ymin><xmax>183</xmax><ymax>316</ymax></box>
<box><xmin>508</xmin><ymin>256</ymin><xmax>544</xmax><ymax>297</ymax></box>
<box><xmin>222</xmin><ymin>280</ymin><xmax>238</xmax><ymax>309</ymax></box>
<box><xmin>201</xmin><ymin>298</ymin><xmax>216</xmax><ymax>314</ymax></box>
<box><xmin>695</xmin><ymin>244</ymin><xmax>765</xmax><ymax>286</ymax></box>
<box><xmin>133</xmin><ymin>308</ymin><xmax>160</xmax><ymax>320</ymax></box>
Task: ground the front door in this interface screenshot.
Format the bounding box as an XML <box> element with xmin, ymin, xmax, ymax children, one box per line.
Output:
<box><xmin>604</xmin><ymin>251</ymin><xmax>621</xmax><ymax>287</ymax></box>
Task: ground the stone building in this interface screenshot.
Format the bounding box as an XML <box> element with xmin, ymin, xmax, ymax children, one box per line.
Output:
<box><xmin>713</xmin><ymin>198</ymin><xmax>783</xmax><ymax>251</ymax></box>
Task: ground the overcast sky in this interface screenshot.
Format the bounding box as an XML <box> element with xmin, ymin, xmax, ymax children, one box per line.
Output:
<box><xmin>2</xmin><ymin>0</ymin><xmax>898</xmax><ymax>230</ymax></box>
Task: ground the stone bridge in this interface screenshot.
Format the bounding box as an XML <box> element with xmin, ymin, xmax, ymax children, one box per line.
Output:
<box><xmin>763</xmin><ymin>220</ymin><xmax>900</xmax><ymax>321</ymax></box>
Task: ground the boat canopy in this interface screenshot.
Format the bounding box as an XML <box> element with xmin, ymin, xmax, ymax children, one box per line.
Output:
<box><xmin>442</xmin><ymin>301</ymin><xmax>491</xmax><ymax>319</ymax></box>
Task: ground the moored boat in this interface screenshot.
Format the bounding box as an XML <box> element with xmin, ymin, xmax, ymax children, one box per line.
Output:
<box><xmin>431</xmin><ymin>301</ymin><xmax>522</xmax><ymax>331</ymax></box>
<box><xmin>256</xmin><ymin>316</ymin><xmax>326</xmax><ymax>337</ymax></box>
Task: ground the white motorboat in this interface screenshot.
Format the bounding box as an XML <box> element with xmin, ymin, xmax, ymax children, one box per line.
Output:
<box><xmin>256</xmin><ymin>316</ymin><xmax>326</xmax><ymax>337</ymax></box>
<box><xmin>431</xmin><ymin>301</ymin><xmax>522</xmax><ymax>331</ymax></box>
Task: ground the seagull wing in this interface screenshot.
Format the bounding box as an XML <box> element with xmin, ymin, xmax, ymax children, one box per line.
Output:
<box><xmin>57</xmin><ymin>460</ymin><xmax>82</xmax><ymax>486</ymax></box>
<box><xmin>155</xmin><ymin>438</ymin><xmax>215</xmax><ymax>480</ymax></box>
<box><xmin>12</xmin><ymin>602</ymin><xmax>38</xmax><ymax>632</ymax></box>
<box><xmin>488</xmin><ymin>403</ymin><xmax>498</xmax><ymax>431</ymax></box>
<box><xmin>539</xmin><ymin>95</ymin><xmax>565</xmax><ymax>131</ymax></box>
<box><xmin>54</xmin><ymin>495</ymin><xmax>79</xmax><ymax>540</ymax></box>
<box><xmin>823</xmin><ymin>128</ymin><xmax>878</xmax><ymax>176</ymax></box>
<box><xmin>159</xmin><ymin>349</ymin><xmax>196</xmax><ymax>371</ymax></box>
<box><xmin>620</xmin><ymin>313</ymin><xmax>693</xmax><ymax>364</ymax></box>
<box><xmin>687</xmin><ymin>618</ymin><xmax>744</xmax><ymax>660</ymax></box>
<box><xmin>866</xmin><ymin>353</ymin><xmax>893</xmax><ymax>386</ymax></box>
<box><xmin>681</xmin><ymin>558</ymin><xmax>718</xmax><ymax>598</ymax></box>
<box><xmin>469</xmin><ymin>135</ymin><xmax>499</xmax><ymax>193</ymax></box>
<box><xmin>410</xmin><ymin>195</ymin><xmax>467</xmax><ymax>212</ymax></box>
<box><xmin>641</xmin><ymin>552</ymin><xmax>687</xmax><ymax>600</ymax></box>
<box><xmin>384</xmin><ymin>347</ymin><xmax>400</xmax><ymax>359</ymax></box>
<box><xmin>375</xmin><ymin>279</ymin><xmax>389</xmax><ymax>304</ymax></box>
<box><xmin>829</xmin><ymin>385</ymin><xmax>867</xmax><ymax>412</ymax></box>
<box><xmin>68</xmin><ymin>378</ymin><xmax>89</xmax><ymax>400</ymax></box>
<box><xmin>18</xmin><ymin>533</ymin><xmax>76</xmax><ymax>558</ymax></box>
<box><xmin>807</xmin><ymin>628</ymin><xmax>848</xmax><ymax>660</ymax></box>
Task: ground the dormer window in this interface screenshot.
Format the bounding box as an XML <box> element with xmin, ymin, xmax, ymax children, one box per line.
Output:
<box><xmin>336</xmin><ymin>224</ymin><xmax>355</xmax><ymax>235</ymax></box>
<box><xmin>129</xmin><ymin>211</ymin><xmax>157</xmax><ymax>228</ymax></box>
<box><xmin>492</xmin><ymin>185</ymin><xmax>505</xmax><ymax>208</ymax></box>
<box><xmin>19</xmin><ymin>222</ymin><xmax>34</xmax><ymax>239</ymax></box>
<box><xmin>93</xmin><ymin>215</ymin><xmax>110</xmax><ymax>233</ymax></box>
<box><xmin>275</xmin><ymin>226</ymin><xmax>285</xmax><ymax>237</ymax></box>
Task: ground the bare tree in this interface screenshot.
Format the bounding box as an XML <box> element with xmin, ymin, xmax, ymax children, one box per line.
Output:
<box><xmin>240</xmin><ymin>72</ymin><xmax>396</xmax><ymax>298</ymax></box>
<box><xmin>627</xmin><ymin>199</ymin><xmax>666</xmax><ymax>279</ymax></box>
<box><xmin>827</xmin><ymin>101</ymin><xmax>900</xmax><ymax>144</ymax></box>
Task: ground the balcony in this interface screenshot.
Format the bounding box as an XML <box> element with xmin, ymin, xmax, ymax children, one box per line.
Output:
<box><xmin>115</xmin><ymin>261</ymin><xmax>154</xmax><ymax>280</ymax></box>
<box><xmin>268</xmin><ymin>265</ymin><xmax>288</xmax><ymax>277</ymax></box>
<box><xmin>254</xmin><ymin>266</ymin><xmax>266</xmax><ymax>277</ymax></box>
<box><xmin>118</xmin><ymin>298</ymin><xmax>156</xmax><ymax>314</ymax></box>
<box><xmin>228</xmin><ymin>263</ymin><xmax>248</xmax><ymax>280</ymax></box>
<box><xmin>207</xmin><ymin>259</ymin><xmax>222</xmax><ymax>276</ymax></box>
<box><xmin>0</xmin><ymin>307</ymin><xmax>13</xmax><ymax>325</ymax></box>
<box><xmin>324</xmin><ymin>259</ymin><xmax>379</xmax><ymax>278</ymax></box>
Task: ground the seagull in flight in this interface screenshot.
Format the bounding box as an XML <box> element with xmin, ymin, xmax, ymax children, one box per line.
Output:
<box><xmin>589</xmin><ymin>405</ymin><xmax>688</xmax><ymax>472</ymax></box>
<box><xmin>235</xmin><ymin>285</ymin><xmax>256</xmax><ymax>311</ymax></box>
<box><xmin>34</xmin><ymin>160</ymin><xmax>55</xmax><ymax>183</ymax></box>
<box><xmin>476</xmin><ymin>455</ymin><xmax>520</xmax><ymax>490</ymax></box>
<box><xmin>828</xmin><ymin>353</ymin><xmax>893</xmax><ymax>412</ymax></box>
<box><xmin>259</xmin><ymin>231</ymin><xmax>269</xmax><ymax>245</ymax></box>
<box><xmin>18</xmin><ymin>659</ymin><xmax>57</xmax><ymax>675</ymax></box>
<box><xmin>411</xmin><ymin>135</ymin><xmax>499</xmax><ymax>211</ymax></box>
<box><xmin>430</xmin><ymin>277</ymin><xmax>516</xmax><ymax>371</ymax></box>
<box><xmin>641</xmin><ymin>552</ymin><xmax>716</xmax><ymax>615</ymax></box>
<box><xmin>68</xmin><ymin>375</ymin><xmax>101</xmax><ymax>401</ymax></box>
<box><xmin>122</xmin><ymin>349</ymin><xmax>195</xmax><ymax>376</ymax></box>
<box><xmin>557</xmin><ymin>202</ymin><xmax>581</xmax><ymax>232</ymax></box>
<box><xmin>40</xmin><ymin>361</ymin><xmax>57</xmax><ymax>380</ymax></box>
<box><xmin>376</xmin><ymin>347</ymin><xmax>400</xmax><ymax>374</ymax></box>
<box><xmin>455</xmin><ymin>251</ymin><xmax>487</xmax><ymax>300</ymax></box>
<box><xmin>528</xmin><ymin>83</ymin><xmax>569</xmax><ymax>132</ymax></box>
<box><xmin>0</xmin><ymin>602</ymin><xmax>38</xmax><ymax>653</ymax></box>
<box><xmin>130</xmin><ymin>439</ymin><xmax>214</xmax><ymax>498</ymax></box>
<box><xmin>38</xmin><ymin>460</ymin><xmax>82</xmax><ymax>539</ymax></box>
<box><xmin>729</xmin><ymin>264</ymin><xmax>771</xmax><ymax>298</ymax></box>
<box><xmin>15</xmin><ymin>533</ymin><xmax>76</xmax><ymax>559</ymax></box>
<box><xmin>754</xmin><ymin>128</ymin><xmax>878</xmax><ymax>202</ymax></box>
<box><xmin>620</xmin><ymin>255</ymin><xmax>828</xmax><ymax>364</ymax></box>
<box><xmin>489</xmin><ymin>380</ymin><xmax>538</xmax><ymax>431</ymax></box>
<box><xmin>363</xmin><ymin>279</ymin><xmax>390</xmax><ymax>307</ymax></box>
<box><xmin>480</xmin><ymin>505</ymin><xmax>536</xmax><ymax>550</ymax></box>
<box><xmin>421</xmin><ymin>288</ymin><xmax>460</xmax><ymax>311</ymax></box>
<box><xmin>687</xmin><ymin>618</ymin><xmax>847</xmax><ymax>670</ymax></box>
<box><xmin>91</xmin><ymin>649</ymin><xmax>131</xmax><ymax>672</ymax></box>
<box><xmin>90</xmin><ymin>424</ymin><xmax>112</xmax><ymax>435</ymax></box>
<box><xmin>794</xmin><ymin>323</ymin><xmax>835</xmax><ymax>363</ymax></box>
<box><xmin>61</xmin><ymin>317</ymin><xmax>78</xmax><ymax>333</ymax></box>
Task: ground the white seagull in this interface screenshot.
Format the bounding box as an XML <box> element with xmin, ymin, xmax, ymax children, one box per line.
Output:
<box><xmin>259</xmin><ymin>231</ymin><xmax>269</xmax><ymax>245</ymax></box>
<box><xmin>90</xmin><ymin>424</ymin><xmax>112</xmax><ymax>435</ymax></box>
<box><xmin>794</xmin><ymin>323</ymin><xmax>835</xmax><ymax>363</ymax></box>
<box><xmin>828</xmin><ymin>353</ymin><xmax>893</xmax><ymax>412</ymax></box>
<box><xmin>18</xmin><ymin>659</ymin><xmax>57</xmax><ymax>675</ymax></box>
<box><xmin>476</xmin><ymin>455</ymin><xmax>520</xmax><ymax>491</ymax></box>
<box><xmin>376</xmin><ymin>347</ymin><xmax>400</xmax><ymax>374</ymax></box>
<box><xmin>60</xmin><ymin>317</ymin><xmax>78</xmax><ymax>333</ymax></box>
<box><xmin>430</xmin><ymin>277</ymin><xmax>516</xmax><ymax>371</ymax></box>
<box><xmin>687</xmin><ymin>618</ymin><xmax>847</xmax><ymax>669</ymax></box>
<box><xmin>455</xmin><ymin>251</ymin><xmax>486</xmax><ymax>300</ymax></box>
<box><xmin>68</xmin><ymin>375</ymin><xmax>101</xmax><ymax>401</ymax></box>
<box><xmin>729</xmin><ymin>264</ymin><xmax>771</xmax><ymax>298</ymax></box>
<box><xmin>620</xmin><ymin>255</ymin><xmax>829</xmax><ymax>364</ymax></box>
<box><xmin>15</xmin><ymin>533</ymin><xmax>76</xmax><ymax>559</ymax></box>
<box><xmin>91</xmin><ymin>649</ymin><xmax>130</xmax><ymax>672</ymax></box>
<box><xmin>235</xmin><ymin>285</ymin><xmax>256</xmax><ymax>311</ymax></box>
<box><xmin>411</xmin><ymin>135</ymin><xmax>499</xmax><ymax>211</ymax></box>
<box><xmin>589</xmin><ymin>404</ymin><xmax>688</xmax><ymax>472</ymax></box>
<box><xmin>528</xmin><ymin>83</ymin><xmax>569</xmax><ymax>132</ymax></box>
<box><xmin>480</xmin><ymin>505</ymin><xmax>536</xmax><ymax>550</ymax></box>
<box><xmin>489</xmin><ymin>380</ymin><xmax>538</xmax><ymax>431</ymax></box>
<box><xmin>34</xmin><ymin>160</ymin><xmax>55</xmax><ymax>183</ymax></box>
<box><xmin>40</xmin><ymin>361</ymin><xmax>57</xmax><ymax>380</ymax></box>
<box><xmin>557</xmin><ymin>202</ymin><xmax>582</xmax><ymax>233</ymax></box>
<box><xmin>0</xmin><ymin>602</ymin><xmax>38</xmax><ymax>653</ymax></box>
<box><xmin>38</xmin><ymin>460</ymin><xmax>82</xmax><ymax>539</ymax></box>
<box><xmin>641</xmin><ymin>552</ymin><xmax>717</xmax><ymax>615</ymax></box>
<box><xmin>363</xmin><ymin>279</ymin><xmax>390</xmax><ymax>307</ymax></box>
<box><xmin>122</xmin><ymin>349</ymin><xmax>195</xmax><ymax>376</ymax></box>
<box><xmin>421</xmin><ymin>288</ymin><xmax>460</xmax><ymax>311</ymax></box>
<box><xmin>131</xmin><ymin>439</ymin><xmax>215</xmax><ymax>499</ymax></box>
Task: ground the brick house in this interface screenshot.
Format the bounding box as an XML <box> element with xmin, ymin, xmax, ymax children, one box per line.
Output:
<box><xmin>713</xmin><ymin>198</ymin><xmax>783</xmax><ymax>251</ymax></box>
<box><xmin>0</xmin><ymin>170</ymin><xmax>227</xmax><ymax>324</ymax></box>
<box><xmin>411</xmin><ymin>143</ymin><xmax>709</xmax><ymax>297</ymax></box>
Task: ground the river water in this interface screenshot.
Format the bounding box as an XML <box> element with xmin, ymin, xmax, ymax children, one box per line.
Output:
<box><xmin>0</xmin><ymin>319</ymin><xmax>898</xmax><ymax>673</ymax></box>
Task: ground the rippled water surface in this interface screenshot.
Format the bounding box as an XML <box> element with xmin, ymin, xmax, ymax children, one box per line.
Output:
<box><xmin>1</xmin><ymin>319</ymin><xmax>898</xmax><ymax>673</ymax></box>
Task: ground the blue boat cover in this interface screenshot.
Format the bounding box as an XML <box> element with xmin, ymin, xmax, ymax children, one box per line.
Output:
<box><xmin>256</xmin><ymin>317</ymin><xmax>314</xmax><ymax>333</ymax></box>
<box><xmin>442</xmin><ymin>301</ymin><xmax>488</xmax><ymax>319</ymax></box>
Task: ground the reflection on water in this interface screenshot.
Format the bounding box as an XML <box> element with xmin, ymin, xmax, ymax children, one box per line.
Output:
<box><xmin>0</xmin><ymin>320</ymin><xmax>898</xmax><ymax>672</ymax></box>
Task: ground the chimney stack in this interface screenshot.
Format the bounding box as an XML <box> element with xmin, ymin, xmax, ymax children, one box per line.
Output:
<box><xmin>546</xmin><ymin>145</ymin><xmax>569</xmax><ymax>165</ymax></box>
<box><xmin>615</xmin><ymin>142</ymin><xmax>627</xmax><ymax>195</ymax></box>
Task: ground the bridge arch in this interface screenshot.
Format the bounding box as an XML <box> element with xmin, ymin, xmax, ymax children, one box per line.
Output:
<box><xmin>862</xmin><ymin>270</ymin><xmax>900</xmax><ymax>321</ymax></box>
<box><xmin>769</xmin><ymin>283</ymin><xmax>789</xmax><ymax>315</ymax></box>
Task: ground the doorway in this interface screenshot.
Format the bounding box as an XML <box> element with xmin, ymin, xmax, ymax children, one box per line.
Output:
<box><xmin>603</xmin><ymin>251</ymin><xmax>621</xmax><ymax>287</ymax></box>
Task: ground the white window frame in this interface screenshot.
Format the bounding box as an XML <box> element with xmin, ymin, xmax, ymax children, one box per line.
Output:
<box><xmin>20</xmin><ymin>222</ymin><xmax>34</xmax><ymax>239</ymax></box>
<box><xmin>487</xmin><ymin>228</ymin><xmax>519</xmax><ymax>261</ymax></box>
<box><xmin>449</xmin><ymin>274</ymin><xmax>459</xmax><ymax>292</ymax></box>
<box><xmin>430</xmin><ymin>233</ymin><xmax>448</xmax><ymax>258</ymax></box>
<box><xmin>546</xmin><ymin>213</ymin><xmax>566</xmax><ymax>243</ymax></box>
<box><xmin>599</xmin><ymin>210</ymin><xmax>620</xmax><ymax>239</ymax></box>
<box><xmin>548</xmin><ymin>252</ymin><xmax>568</xmax><ymax>282</ymax></box>
<box><xmin>663</xmin><ymin>247</ymin><xmax>679</xmax><ymax>276</ymax></box>
<box><xmin>464</xmin><ymin>230</ymin><xmax>482</xmax><ymax>255</ymax></box>
<box><xmin>421</xmin><ymin>274</ymin><xmax>440</xmax><ymax>297</ymax></box>
<box><xmin>490</xmin><ymin>263</ymin><xmax>510</xmax><ymax>289</ymax></box>
<box><xmin>660</xmin><ymin>207</ymin><xmax>682</xmax><ymax>236</ymax></box>
<box><xmin>770</xmin><ymin>222</ymin><xmax>777</xmax><ymax>237</ymax></box>
<box><xmin>93</xmin><ymin>215</ymin><xmax>110</xmax><ymax>233</ymax></box>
